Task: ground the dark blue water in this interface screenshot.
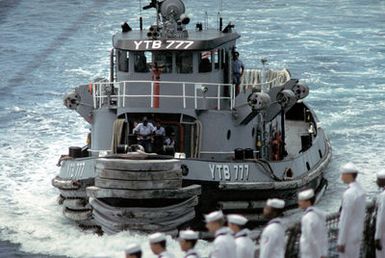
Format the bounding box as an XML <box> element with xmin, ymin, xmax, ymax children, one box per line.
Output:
<box><xmin>1</xmin><ymin>0</ymin><xmax>385</xmax><ymax>257</ymax></box>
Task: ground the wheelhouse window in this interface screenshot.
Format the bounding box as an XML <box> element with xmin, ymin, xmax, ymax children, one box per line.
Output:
<box><xmin>117</xmin><ymin>49</ymin><xmax>129</xmax><ymax>72</ymax></box>
<box><xmin>134</xmin><ymin>51</ymin><xmax>151</xmax><ymax>73</ymax></box>
<box><xmin>176</xmin><ymin>52</ymin><xmax>193</xmax><ymax>74</ymax></box>
<box><xmin>199</xmin><ymin>51</ymin><xmax>212</xmax><ymax>73</ymax></box>
<box><xmin>154</xmin><ymin>51</ymin><xmax>173</xmax><ymax>73</ymax></box>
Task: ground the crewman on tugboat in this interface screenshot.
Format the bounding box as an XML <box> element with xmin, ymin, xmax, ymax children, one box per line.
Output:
<box><xmin>178</xmin><ymin>230</ymin><xmax>201</xmax><ymax>258</ymax></box>
<box><xmin>271</xmin><ymin>131</ymin><xmax>283</xmax><ymax>161</ymax></box>
<box><xmin>375</xmin><ymin>170</ymin><xmax>385</xmax><ymax>258</ymax></box>
<box><xmin>259</xmin><ymin>198</ymin><xmax>286</xmax><ymax>258</ymax></box>
<box><xmin>337</xmin><ymin>162</ymin><xmax>366</xmax><ymax>258</ymax></box>
<box><xmin>297</xmin><ymin>189</ymin><xmax>328</xmax><ymax>258</ymax></box>
<box><xmin>231</xmin><ymin>51</ymin><xmax>244</xmax><ymax>95</ymax></box>
<box><xmin>124</xmin><ymin>243</ymin><xmax>142</xmax><ymax>258</ymax></box>
<box><xmin>205</xmin><ymin>210</ymin><xmax>236</xmax><ymax>258</ymax></box>
<box><xmin>133</xmin><ymin>116</ymin><xmax>155</xmax><ymax>152</ymax></box>
<box><xmin>153</xmin><ymin>121</ymin><xmax>166</xmax><ymax>153</ymax></box>
<box><xmin>149</xmin><ymin>232</ymin><xmax>175</xmax><ymax>258</ymax></box>
<box><xmin>227</xmin><ymin>214</ymin><xmax>256</xmax><ymax>258</ymax></box>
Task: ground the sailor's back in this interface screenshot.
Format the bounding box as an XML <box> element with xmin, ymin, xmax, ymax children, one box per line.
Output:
<box><xmin>339</xmin><ymin>181</ymin><xmax>366</xmax><ymax>244</ymax></box>
<box><xmin>211</xmin><ymin>228</ymin><xmax>237</xmax><ymax>258</ymax></box>
<box><xmin>259</xmin><ymin>218</ymin><xmax>285</xmax><ymax>258</ymax></box>
<box><xmin>234</xmin><ymin>230</ymin><xmax>255</xmax><ymax>258</ymax></box>
<box><xmin>300</xmin><ymin>207</ymin><xmax>328</xmax><ymax>258</ymax></box>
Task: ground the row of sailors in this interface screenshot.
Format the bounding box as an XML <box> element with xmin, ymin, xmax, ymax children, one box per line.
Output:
<box><xmin>123</xmin><ymin>162</ymin><xmax>385</xmax><ymax>258</ymax></box>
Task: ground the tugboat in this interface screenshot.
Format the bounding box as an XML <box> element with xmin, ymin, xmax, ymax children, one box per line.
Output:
<box><xmin>52</xmin><ymin>0</ymin><xmax>331</xmax><ymax>235</ymax></box>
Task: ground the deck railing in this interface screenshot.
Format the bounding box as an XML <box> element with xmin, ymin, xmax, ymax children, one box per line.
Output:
<box><xmin>284</xmin><ymin>200</ymin><xmax>377</xmax><ymax>258</ymax></box>
<box><xmin>91</xmin><ymin>80</ymin><xmax>235</xmax><ymax>110</ymax></box>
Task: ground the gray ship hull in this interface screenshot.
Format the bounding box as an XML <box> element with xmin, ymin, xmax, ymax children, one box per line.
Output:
<box><xmin>53</xmin><ymin>129</ymin><xmax>331</xmax><ymax>233</ymax></box>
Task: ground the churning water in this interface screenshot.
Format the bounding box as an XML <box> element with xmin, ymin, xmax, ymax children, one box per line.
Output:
<box><xmin>1</xmin><ymin>0</ymin><xmax>385</xmax><ymax>257</ymax></box>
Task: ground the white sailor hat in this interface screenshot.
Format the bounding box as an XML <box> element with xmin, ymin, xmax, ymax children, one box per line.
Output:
<box><xmin>149</xmin><ymin>232</ymin><xmax>166</xmax><ymax>244</ymax></box>
<box><xmin>125</xmin><ymin>243</ymin><xmax>141</xmax><ymax>254</ymax></box>
<box><xmin>227</xmin><ymin>214</ymin><xmax>248</xmax><ymax>226</ymax></box>
<box><xmin>298</xmin><ymin>189</ymin><xmax>315</xmax><ymax>201</ymax></box>
<box><xmin>377</xmin><ymin>170</ymin><xmax>385</xmax><ymax>179</ymax></box>
<box><xmin>178</xmin><ymin>230</ymin><xmax>199</xmax><ymax>240</ymax></box>
<box><xmin>340</xmin><ymin>162</ymin><xmax>359</xmax><ymax>174</ymax></box>
<box><xmin>266</xmin><ymin>198</ymin><xmax>285</xmax><ymax>209</ymax></box>
<box><xmin>204</xmin><ymin>210</ymin><xmax>224</xmax><ymax>223</ymax></box>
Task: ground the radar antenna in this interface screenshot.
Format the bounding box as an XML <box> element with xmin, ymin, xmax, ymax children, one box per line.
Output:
<box><xmin>142</xmin><ymin>0</ymin><xmax>190</xmax><ymax>38</ymax></box>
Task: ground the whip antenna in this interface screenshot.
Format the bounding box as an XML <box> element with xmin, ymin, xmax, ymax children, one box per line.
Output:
<box><xmin>218</xmin><ymin>0</ymin><xmax>223</xmax><ymax>31</ymax></box>
<box><xmin>139</xmin><ymin>0</ymin><xmax>143</xmax><ymax>30</ymax></box>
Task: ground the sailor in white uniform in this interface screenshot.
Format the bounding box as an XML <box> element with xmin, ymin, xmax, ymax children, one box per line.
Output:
<box><xmin>337</xmin><ymin>162</ymin><xmax>366</xmax><ymax>258</ymax></box>
<box><xmin>149</xmin><ymin>232</ymin><xmax>175</xmax><ymax>258</ymax></box>
<box><xmin>125</xmin><ymin>243</ymin><xmax>142</xmax><ymax>258</ymax></box>
<box><xmin>259</xmin><ymin>198</ymin><xmax>286</xmax><ymax>258</ymax></box>
<box><xmin>227</xmin><ymin>214</ymin><xmax>256</xmax><ymax>258</ymax></box>
<box><xmin>375</xmin><ymin>170</ymin><xmax>385</xmax><ymax>258</ymax></box>
<box><xmin>297</xmin><ymin>189</ymin><xmax>328</xmax><ymax>258</ymax></box>
<box><xmin>205</xmin><ymin>210</ymin><xmax>237</xmax><ymax>258</ymax></box>
<box><xmin>178</xmin><ymin>230</ymin><xmax>201</xmax><ymax>258</ymax></box>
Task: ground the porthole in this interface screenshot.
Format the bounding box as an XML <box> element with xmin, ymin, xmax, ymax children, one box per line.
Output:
<box><xmin>181</xmin><ymin>164</ymin><xmax>189</xmax><ymax>176</ymax></box>
<box><xmin>318</xmin><ymin>149</ymin><xmax>323</xmax><ymax>159</ymax></box>
<box><xmin>227</xmin><ymin>129</ymin><xmax>231</xmax><ymax>140</ymax></box>
<box><xmin>284</xmin><ymin>168</ymin><xmax>293</xmax><ymax>178</ymax></box>
<box><xmin>306</xmin><ymin>162</ymin><xmax>310</xmax><ymax>171</ymax></box>
<box><xmin>252</xmin><ymin>128</ymin><xmax>255</xmax><ymax>137</ymax></box>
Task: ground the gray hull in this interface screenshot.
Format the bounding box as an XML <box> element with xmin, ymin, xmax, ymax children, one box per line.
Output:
<box><xmin>52</xmin><ymin>132</ymin><xmax>330</xmax><ymax>233</ymax></box>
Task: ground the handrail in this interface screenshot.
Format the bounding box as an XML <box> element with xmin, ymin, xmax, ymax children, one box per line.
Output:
<box><xmin>90</xmin><ymin>71</ymin><xmax>290</xmax><ymax>110</ymax></box>
<box><xmin>91</xmin><ymin>80</ymin><xmax>235</xmax><ymax>111</ymax></box>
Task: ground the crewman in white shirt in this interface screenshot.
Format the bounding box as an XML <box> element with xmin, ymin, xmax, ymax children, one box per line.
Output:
<box><xmin>297</xmin><ymin>189</ymin><xmax>328</xmax><ymax>258</ymax></box>
<box><xmin>227</xmin><ymin>214</ymin><xmax>256</xmax><ymax>258</ymax></box>
<box><xmin>205</xmin><ymin>210</ymin><xmax>237</xmax><ymax>258</ymax></box>
<box><xmin>133</xmin><ymin>116</ymin><xmax>155</xmax><ymax>152</ymax></box>
<box><xmin>154</xmin><ymin>121</ymin><xmax>166</xmax><ymax>136</ymax></box>
<box><xmin>337</xmin><ymin>162</ymin><xmax>366</xmax><ymax>258</ymax></box>
<box><xmin>178</xmin><ymin>230</ymin><xmax>201</xmax><ymax>258</ymax></box>
<box><xmin>375</xmin><ymin>170</ymin><xmax>385</xmax><ymax>258</ymax></box>
<box><xmin>125</xmin><ymin>243</ymin><xmax>142</xmax><ymax>258</ymax></box>
<box><xmin>259</xmin><ymin>198</ymin><xmax>286</xmax><ymax>258</ymax></box>
<box><xmin>149</xmin><ymin>232</ymin><xmax>175</xmax><ymax>258</ymax></box>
